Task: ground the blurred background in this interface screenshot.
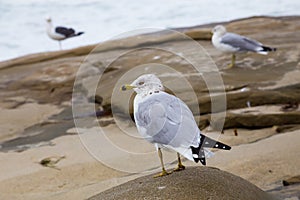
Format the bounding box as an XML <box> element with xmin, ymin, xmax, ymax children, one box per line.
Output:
<box><xmin>0</xmin><ymin>0</ymin><xmax>299</xmax><ymax>61</ymax></box>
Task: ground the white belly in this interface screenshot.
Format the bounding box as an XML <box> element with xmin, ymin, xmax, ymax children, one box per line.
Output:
<box><xmin>212</xmin><ymin>35</ymin><xmax>238</xmax><ymax>53</ymax></box>
<box><xmin>47</xmin><ymin>30</ymin><xmax>66</xmax><ymax>41</ymax></box>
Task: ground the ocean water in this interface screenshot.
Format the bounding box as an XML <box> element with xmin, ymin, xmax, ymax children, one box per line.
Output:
<box><xmin>0</xmin><ymin>0</ymin><xmax>299</xmax><ymax>61</ymax></box>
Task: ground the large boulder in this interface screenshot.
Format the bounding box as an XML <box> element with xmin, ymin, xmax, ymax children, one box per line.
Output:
<box><xmin>89</xmin><ymin>167</ymin><xmax>277</xmax><ymax>200</ymax></box>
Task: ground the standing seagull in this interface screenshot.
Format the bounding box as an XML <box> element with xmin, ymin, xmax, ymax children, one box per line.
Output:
<box><xmin>122</xmin><ymin>74</ymin><xmax>231</xmax><ymax>177</ymax></box>
<box><xmin>46</xmin><ymin>17</ymin><xmax>84</xmax><ymax>50</ymax></box>
<box><xmin>211</xmin><ymin>25</ymin><xmax>276</xmax><ymax>68</ymax></box>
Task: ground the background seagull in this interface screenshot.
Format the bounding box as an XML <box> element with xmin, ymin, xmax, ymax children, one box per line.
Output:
<box><xmin>122</xmin><ymin>74</ymin><xmax>231</xmax><ymax>177</ymax></box>
<box><xmin>211</xmin><ymin>25</ymin><xmax>276</xmax><ymax>68</ymax></box>
<box><xmin>46</xmin><ymin>17</ymin><xmax>84</xmax><ymax>50</ymax></box>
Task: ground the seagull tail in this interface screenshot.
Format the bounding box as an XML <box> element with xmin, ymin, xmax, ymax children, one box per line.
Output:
<box><xmin>76</xmin><ymin>32</ymin><xmax>84</xmax><ymax>36</ymax></box>
<box><xmin>262</xmin><ymin>46</ymin><xmax>276</xmax><ymax>52</ymax></box>
<box><xmin>190</xmin><ymin>134</ymin><xmax>231</xmax><ymax>166</ymax></box>
<box><xmin>204</xmin><ymin>149</ymin><xmax>214</xmax><ymax>158</ymax></box>
<box><xmin>258</xmin><ymin>45</ymin><xmax>276</xmax><ymax>54</ymax></box>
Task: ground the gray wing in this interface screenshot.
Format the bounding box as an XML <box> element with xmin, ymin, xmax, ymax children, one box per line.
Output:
<box><xmin>221</xmin><ymin>32</ymin><xmax>262</xmax><ymax>52</ymax></box>
<box><xmin>135</xmin><ymin>92</ymin><xmax>200</xmax><ymax>148</ymax></box>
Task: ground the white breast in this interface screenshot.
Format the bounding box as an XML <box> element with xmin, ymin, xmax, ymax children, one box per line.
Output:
<box><xmin>46</xmin><ymin>23</ymin><xmax>66</xmax><ymax>41</ymax></box>
<box><xmin>212</xmin><ymin>34</ymin><xmax>238</xmax><ymax>53</ymax></box>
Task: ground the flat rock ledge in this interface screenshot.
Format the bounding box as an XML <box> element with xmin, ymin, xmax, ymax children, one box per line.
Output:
<box><xmin>89</xmin><ymin>167</ymin><xmax>277</xmax><ymax>200</ymax></box>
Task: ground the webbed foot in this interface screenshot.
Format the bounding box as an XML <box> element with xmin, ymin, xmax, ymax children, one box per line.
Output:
<box><xmin>226</xmin><ymin>63</ymin><xmax>235</xmax><ymax>69</ymax></box>
<box><xmin>173</xmin><ymin>163</ymin><xmax>185</xmax><ymax>172</ymax></box>
<box><xmin>153</xmin><ymin>168</ymin><xmax>172</xmax><ymax>178</ymax></box>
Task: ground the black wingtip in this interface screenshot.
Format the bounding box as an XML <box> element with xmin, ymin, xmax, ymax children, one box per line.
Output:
<box><xmin>201</xmin><ymin>135</ymin><xmax>231</xmax><ymax>151</ymax></box>
<box><xmin>199</xmin><ymin>158</ymin><xmax>206</xmax><ymax>166</ymax></box>
<box><xmin>192</xmin><ymin>157</ymin><xmax>206</xmax><ymax>166</ymax></box>
<box><xmin>191</xmin><ymin>146</ymin><xmax>206</xmax><ymax>165</ymax></box>
<box><xmin>262</xmin><ymin>46</ymin><xmax>276</xmax><ymax>52</ymax></box>
<box><xmin>213</xmin><ymin>142</ymin><xmax>231</xmax><ymax>150</ymax></box>
<box><xmin>77</xmin><ymin>32</ymin><xmax>84</xmax><ymax>36</ymax></box>
<box><xmin>190</xmin><ymin>134</ymin><xmax>231</xmax><ymax>165</ymax></box>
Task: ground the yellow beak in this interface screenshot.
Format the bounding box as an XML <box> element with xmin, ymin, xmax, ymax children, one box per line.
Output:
<box><xmin>120</xmin><ymin>84</ymin><xmax>136</xmax><ymax>91</ymax></box>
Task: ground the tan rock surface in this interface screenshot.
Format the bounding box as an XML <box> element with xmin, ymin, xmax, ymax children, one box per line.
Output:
<box><xmin>0</xmin><ymin>16</ymin><xmax>299</xmax><ymax>200</ymax></box>
<box><xmin>89</xmin><ymin>167</ymin><xmax>276</xmax><ymax>200</ymax></box>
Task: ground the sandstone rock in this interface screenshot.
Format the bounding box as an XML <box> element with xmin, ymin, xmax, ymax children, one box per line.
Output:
<box><xmin>89</xmin><ymin>167</ymin><xmax>277</xmax><ymax>200</ymax></box>
<box><xmin>0</xmin><ymin>16</ymin><xmax>299</xmax><ymax>200</ymax></box>
<box><xmin>274</xmin><ymin>124</ymin><xmax>300</xmax><ymax>133</ymax></box>
<box><xmin>222</xmin><ymin>112</ymin><xmax>300</xmax><ymax>129</ymax></box>
<box><xmin>183</xmin><ymin>28</ymin><xmax>212</xmax><ymax>40</ymax></box>
<box><xmin>283</xmin><ymin>175</ymin><xmax>300</xmax><ymax>186</ymax></box>
<box><xmin>0</xmin><ymin>16</ymin><xmax>299</xmax><ymax>149</ymax></box>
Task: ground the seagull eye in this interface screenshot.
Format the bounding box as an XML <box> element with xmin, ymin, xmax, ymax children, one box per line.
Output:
<box><xmin>138</xmin><ymin>81</ymin><xmax>145</xmax><ymax>85</ymax></box>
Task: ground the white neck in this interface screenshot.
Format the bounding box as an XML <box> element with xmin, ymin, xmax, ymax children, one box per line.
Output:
<box><xmin>46</xmin><ymin>21</ymin><xmax>53</xmax><ymax>32</ymax></box>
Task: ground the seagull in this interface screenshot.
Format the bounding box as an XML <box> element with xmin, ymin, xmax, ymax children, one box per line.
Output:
<box><xmin>46</xmin><ymin>17</ymin><xmax>84</xmax><ymax>50</ymax></box>
<box><xmin>211</xmin><ymin>25</ymin><xmax>276</xmax><ymax>68</ymax></box>
<box><xmin>121</xmin><ymin>74</ymin><xmax>231</xmax><ymax>177</ymax></box>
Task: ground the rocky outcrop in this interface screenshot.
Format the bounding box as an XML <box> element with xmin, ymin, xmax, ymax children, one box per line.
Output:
<box><xmin>88</xmin><ymin>167</ymin><xmax>277</xmax><ymax>200</ymax></box>
<box><xmin>0</xmin><ymin>16</ymin><xmax>299</xmax><ymax>200</ymax></box>
<box><xmin>0</xmin><ymin>16</ymin><xmax>299</xmax><ymax>147</ymax></box>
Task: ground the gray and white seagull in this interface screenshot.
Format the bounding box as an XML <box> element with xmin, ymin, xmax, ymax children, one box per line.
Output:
<box><xmin>122</xmin><ymin>74</ymin><xmax>231</xmax><ymax>177</ymax></box>
<box><xmin>211</xmin><ymin>25</ymin><xmax>276</xmax><ymax>68</ymax></box>
<box><xmin>46</xmin><ymin>17</ymin><xmax>84</xmax><ymax>50</ymax></box>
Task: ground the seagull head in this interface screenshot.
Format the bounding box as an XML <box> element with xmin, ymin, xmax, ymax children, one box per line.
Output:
<box><xmin>45</xmin><ymin>17</ymin><xmax>52</xmax><ymax>23</ymax></box>
<box><xmin>212</xmin><ymin>25</ymin><xmax>227</xmax><ymax>36</ymax></box>
<box><xmin>121</xmin><ymin>74</ymin><xmax>164</xmax><ymax>94</ymax></box>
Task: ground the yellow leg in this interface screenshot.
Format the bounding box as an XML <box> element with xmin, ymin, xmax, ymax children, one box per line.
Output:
<box><xmin>227</xmin><ymin>54</ymin><xmax>236</xmax><ymax>68</ymax></box>
<box><xmin>153</xmin><ymin>148</ymin><xmax>172</xmax><ymax>178</ymax></box>
<box><xmin>173</xmin><ymin>153</ymin><xmax>186</xmax><ymax>172</ymax></box>
<box><xmin>59</xmin><ymin>41</ymin><xmax>62</xmax><ymax>50</ymax></box>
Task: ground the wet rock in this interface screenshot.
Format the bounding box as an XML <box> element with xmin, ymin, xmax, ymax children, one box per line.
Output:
<box><xmin>222</xmin><ymin>112</ymin><xmax>300</xmax><ymax>129</ymax></box>
<box><xmin>268</xmin><ymin>175</ymin><xmax>300</xmax><ymax>199</ymax></box>
<box><xmin>274</xmin><ymin>124</ymin><xmax>300</xmax><ymax>133</ymax></box>
<box><xmin>0</xmin><ymin>16</ymin><xmax>299</xmax><ymax>149</ymax></box>
<box><xmin>283</xmin><ymin>176</ymin><xmax>300</xmax><ymax>186</ymax></box>
<box><xmin>88</xmin><ymin>95</ymin><xmax>103</xmax><ymax>105</ymax></box>
<box><xmin>280</xmin><ymin>102</ymin><xmax>299</xmax><ymax>112</ymax></box>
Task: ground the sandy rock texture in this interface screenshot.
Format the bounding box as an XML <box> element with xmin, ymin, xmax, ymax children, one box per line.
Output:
<box><xmin>89</xmin><ymin>167</ymin><xmax>276</xmax><ymax>200</ymax></box>
<box><xmin>0</xmin><ymin>16</ymin><xmax>299</xmax><ymax>200</ymax></box>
